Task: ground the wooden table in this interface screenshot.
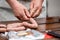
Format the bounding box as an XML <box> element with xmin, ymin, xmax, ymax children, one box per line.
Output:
<box><xmin>0</xmin><ymin>17</ymin><xmax>60</xmax><ymax>40</ymax></box>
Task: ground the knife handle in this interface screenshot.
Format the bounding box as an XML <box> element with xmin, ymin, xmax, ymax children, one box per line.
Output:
<box><xmin>47</xmin><ymin>30</ymin><xmax>60</xmax><ymax>38</ymax></box>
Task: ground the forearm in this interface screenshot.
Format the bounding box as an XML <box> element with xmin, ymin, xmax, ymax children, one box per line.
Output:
<box><xmin>6</xmin><ymin>0</ymin><xmax>21</xmax><ymax>10</ymax></box>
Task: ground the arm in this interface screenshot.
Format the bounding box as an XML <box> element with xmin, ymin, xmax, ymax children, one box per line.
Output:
<box><xmin>6</xmin><ymin>0</ymin><xmax>30</xmax><ymax>20</ymax></box>
<box><xmin>6</xmin><ymin>0</ymin><xmax>21</xmax><ymax>10</ymax></box>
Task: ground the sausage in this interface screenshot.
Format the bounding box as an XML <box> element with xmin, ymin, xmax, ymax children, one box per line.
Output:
<box><xmin>0</xmin><ymin>24</ymin><xmax>7</xmax><ymax>32</ymax></box>
<box><xmin>22</xmin><ymin>18</ymin><xmax>38</xmax><ymax>28</ymax></box>
<box><xmin>0</xmin><ymin>28</ymin><xmax>7</xmax><ymax>32</ymax></box>
<box><xmin>7</xmin><ymin>23</ymin><xmax>25</xmax><ymax>31</ymax></box>
<box><xmin>0</xmin><ymin>24</ymin><xmax>6</xmax><ymax>28</ymax></box>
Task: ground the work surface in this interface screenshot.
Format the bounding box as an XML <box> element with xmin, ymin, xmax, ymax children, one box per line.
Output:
<box><xmin>0</xmin><ymin>17</ymin><xmax>60</xmax><ymax>40</ymax></box>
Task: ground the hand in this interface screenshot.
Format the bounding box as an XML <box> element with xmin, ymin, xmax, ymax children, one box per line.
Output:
<box><xmin>6</xmin><ymin>0</ymin><xmax>30</xmax><ymax>20</ymax></box>
<box><xmin>30</xmin><ymin>0</ymin><xmax>43</xmax><ymax>18</ymax></box>
<box><xmin>0</xmin><ymin>24</ymin><xmax>7</xmax><ymax>32</ymax></box>
<box><xmin>14</xmin><ymin>3</ymin><xmax>30</xmax><ymax>20</ymax></box>
<box><xmin>7</xmin><ymin>23</ymin><xmax>25</xmax><ymax>31</ymax></box>
<box><xmin>22</xmin><ymin>18</ymin><xmax>38</xmax><ymax>28</ymax></box>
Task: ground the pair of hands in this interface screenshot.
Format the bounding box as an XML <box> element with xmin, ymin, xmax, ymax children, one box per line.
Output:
<box><xmin>0</xmin><ymin>18</ymin><xmax>38</xmax><ymax>32</ymax></box>
<box><xmin>7</xmin><ymin>0</ymin><xmax>43</xmax><ymax>20</ymax></box>
<box><xmin>16</xmin><ymin>0</ymin><xmax>43</xmax><ymax>20</ymax></box>
<box><xmin>1</xmin><ymin>0</ymin><xmax>43</xmax><ymax>32</ymax></box>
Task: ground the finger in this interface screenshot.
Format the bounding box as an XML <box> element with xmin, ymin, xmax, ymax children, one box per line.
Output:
<box><xmin>30</xmin><ymin>1</ymin><xmax>34</xmax><ymax>17</ymax></box>
<box><xmin>0</xmin><ymin>24</ymin><xmax>6</xmax><ymax>28</ymax></box>
<box><xmin>30</xmin><ymin>7</ymin><xmax>38</xmax><ymax>17</ymax></box>
<box><xmin>0</xmin><ymin>28</ymin><xmax>7</xmax><ymax>32</ymax></box>
<box><xmin>32</xmin><ymin>7</ymin><xmax>42</xmax><ymax>17</ymax></box>
<box><xmin>7</xmin><ymin>26</ymin><xmax>25</xmax><ymax>31</ymax></box>
<box><xmin>24</xmin><ymin>9</ymin><xmax>31</xmax><ymax>18</ymax></box>
<box><xmin>30</xmin><ymin>1</ymin><xmax>34</xmax><ymax>10</ymax></box>
<box><xmin>22</xmin><ymin>10</ymin><xmax>29</xmax><ymax>20</ymax></box>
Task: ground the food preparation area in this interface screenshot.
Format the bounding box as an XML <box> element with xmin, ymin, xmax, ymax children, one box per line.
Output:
<box><xmin>0</xmin><ymin>17</ymin><xmax>60</xmax><ymax>40</ymax></box>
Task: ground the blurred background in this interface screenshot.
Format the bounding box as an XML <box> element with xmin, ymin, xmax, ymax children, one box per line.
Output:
<box><xmin>46</xmin><ymin>0</ymin><xmax>60</xmax><ymax>17</ymax></box>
